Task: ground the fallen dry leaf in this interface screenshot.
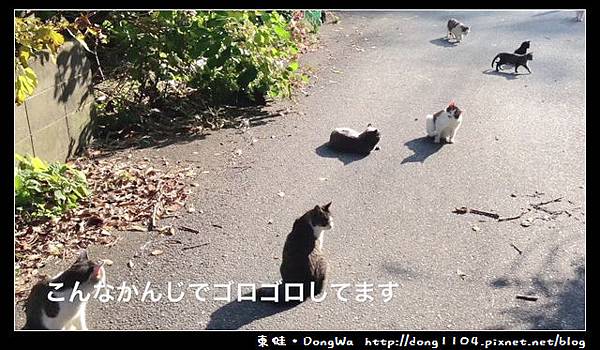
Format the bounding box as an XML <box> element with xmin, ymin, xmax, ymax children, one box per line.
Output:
<box><xmin>158</xmin><ymin>226</ymin><xmax>175</xmax><ymax>236</ymax></box>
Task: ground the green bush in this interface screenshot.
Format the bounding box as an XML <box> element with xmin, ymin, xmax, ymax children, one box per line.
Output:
<box><xmin>99</xmin><ymin>10</ymin><xmax>306</xmax><ymax>104</ymax></box>
<box><xmin>14</xmin><ymin>154</ymin><xmax>90</xmax><ymax>221</ymax></box>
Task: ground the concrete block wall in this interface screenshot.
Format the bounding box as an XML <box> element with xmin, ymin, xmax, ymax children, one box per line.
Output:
<box><xmin>14</xmin><ymin>40</ymin><xmax>95</xmax><ymax>163</ymax></box>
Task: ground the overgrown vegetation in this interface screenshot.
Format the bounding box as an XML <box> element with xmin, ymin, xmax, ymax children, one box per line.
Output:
<box><xmin>15</xmin><ymin>10</ymin><xmax>324</xmax><ymax>107</ymax></box>
<box><xmin>15</xmin><ymin>10</ymin><xmax>327</xmax><ymax>150</ymax></box>
<box><xmin>14</xmin><ymin>154</ymin><xmax>90</xmax><ymax>222</ymax></box>
<box><xmin>99</xmin><ymin>11</ymin><xmax>304</xmax><ymax>105</ymax></box>
<box><xmin>93</xmin><ymin>10</ymin><xmax>325</xmax><ymax>149</ymax></box>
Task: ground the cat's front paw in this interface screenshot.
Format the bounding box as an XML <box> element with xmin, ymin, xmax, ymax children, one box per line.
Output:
<box><xmin>448</xmin><ymin>138</ymin><xmax>455</xmax><ymax>144</ymax></box>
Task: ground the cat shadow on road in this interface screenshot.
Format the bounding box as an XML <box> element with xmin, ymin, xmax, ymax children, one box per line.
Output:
<box><xmin>429</xmin><ymin>37</ymin><xmax>457</xmax><ymax>48</ymax></box>
<box><xmin>315</xmin><ymin>142</ymin><xmax>368</xmax><ymax>165</ymax></box>
<box><xmin>482</xmin><ymin>69</ymin><xmax>528</xmax><ymax>80</ymax></box>
<box><xmin>206</xmin><ymin>291</ymin><xmax>299</xmax><ymax>330</ymax></box>
<box><xmin>401</xmin><ymin>136</ymin><xmax>443</xmax><ymax>164</ymax></box>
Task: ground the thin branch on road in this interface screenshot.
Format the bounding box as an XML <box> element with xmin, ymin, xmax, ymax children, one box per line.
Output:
<box><xmin>452</xmin><ymin>206</ymin><xmax>500</xmax><ymax>219</ymax></box>
<box><xmin>182</xmin><ymin>242</ymin><xmax>210</xmax><ymax>251</ymax></box>
<box><xmin>179</xmin><ymin>226</ymin><xmax>200</xmax><ymax>234</ymax></box>
<box><xmin>510</xmin><ymin>243</ymin><xmax>523</xmax><ymax>255</ymax></box>
<box><xmin>531</xmin><ymin>197</ymin><xmax>563</xmax><ymax>209</ymax></box>
<box><xmin>516</xmin><ymin>295</ymin><xmax>539</xmax><ymax>302</ymax></box>
<box><xmin>498</xmin><ymin>209</ymin><xmax>530</xmax><ymax>222</ymax></box>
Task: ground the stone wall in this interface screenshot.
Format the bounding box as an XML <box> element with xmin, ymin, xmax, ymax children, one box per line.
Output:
<box><xmin>15</xmin><ymin>40</ymin><xmax>95</xmax><ymax>162</ymax></box>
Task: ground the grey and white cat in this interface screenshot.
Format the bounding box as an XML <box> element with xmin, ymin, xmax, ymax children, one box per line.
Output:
<box><xmin>447</xmin><ymin>18</ymin><xmax>470</xmax><ymax>43</ymax></box>
<box><xmin>258</xmin><ymin>202</ymin><xmax>333</xmax><ymax>302</ymax></box>
<box><xmin>426</xmin><ymin>101</ymin><xmax>464</xmax><ymax>144</ymax></box>
<box><xmin>22</xmin><ymin>251</ymin><xmax>106</xmax><ymax>330</ymax></box>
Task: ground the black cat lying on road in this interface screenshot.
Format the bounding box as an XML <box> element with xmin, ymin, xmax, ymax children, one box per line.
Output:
<box><xmin>328</xmin><ymin>124</ymin><xmax>381</xmax><ymax>155</ymax></box>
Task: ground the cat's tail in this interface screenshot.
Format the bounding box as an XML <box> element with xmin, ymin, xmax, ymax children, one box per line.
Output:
<box><xmin>491</xmin><ymin>54</ymin><xmax>500</xmax><ymax>67</ymax></box>
<box><xmin>426</xmin><ymin>114</ymin><xmax>436</xmax><ymax>137</ymax></box>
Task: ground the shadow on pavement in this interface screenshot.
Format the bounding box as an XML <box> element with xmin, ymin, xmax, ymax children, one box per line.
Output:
<box><xmin>488</xmin><ymin>255</ymin><xmax>584</xmax><ymax>329</ymax></box>
<box><xmin>315</xmin><ymin>142</ymin><xmax>369</xmax><ymax>165</ymax></box>
<box><xmin>401</xmin><ymin>136</ymin><xmax>443</xmax><ymax>164</ymax></box>
<box><xmin>429</xmin><ymin>37</ymin><xmax>458</xmax><ymax>48</ymax></box>
<box><xmin>482</xmin><ymin>69</ymin><xmax>527</xmax><ymax>80</ymax></box>
<box><xmin>206</xmin><ymin>291</ymin><xmax>300</xmax><ymax>330</ymax></box>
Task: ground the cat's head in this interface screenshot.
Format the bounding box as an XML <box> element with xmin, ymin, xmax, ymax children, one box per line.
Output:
<box><xmin>360</xmin><ymin>123</ymin><xmax>381</xmax><ymax>147</ymax></box>
<box><xmin>522</xmin><ymin>41</ymin><xmax>531</xmax><ymax>48</ymax></box>
<box><xmin>310</xmin><ymin>202</ymin><xmax>333</xmax><ymax>230</ymax></box>
<box><xmin>461</xmin><ymin>25</ymin><xmax>470</xmax><ymax>34</ymax></box>
<box><xmin>24</xmin><ymin>251</ymin><xmax>106</xmax><ymax>323</ymax></box>
<box><xmin>51</xmin><ymin>250</ymin><xmax>106</xmax><ymax>292</ymax></box>
<box><xmin>446</xmin><ymin>102</ymin><xmax>463</xmax><ymax>119</ymax></box>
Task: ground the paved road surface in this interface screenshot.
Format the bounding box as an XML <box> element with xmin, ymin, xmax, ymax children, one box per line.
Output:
<box><xmin>15</xmin><ymin>10</ymin><xmax>585</xmax><ymax>330</ymax></box>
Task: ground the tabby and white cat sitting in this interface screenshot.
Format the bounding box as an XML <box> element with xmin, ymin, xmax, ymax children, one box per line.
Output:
<box><xmin>447</xmin><ymin>18</ymin><xmax>470</xmax><ymax>43</ymax></box>
<box><xmin>258</xmin><ymin>202</ymin><xmax>333</xmax><ymax>303</ymax></box>
<box><xmin>22</xmin><ymin>251</ymin><xmax>106</xmax><ymax>330</ymax></box>
<box><xmin>426</xmin><ymin>101</ymin><xmax>464</xmax><ymax>144</ymax></box>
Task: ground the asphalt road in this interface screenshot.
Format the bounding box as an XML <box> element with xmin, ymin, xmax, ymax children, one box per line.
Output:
<box><xmin>15</xmin><ymin>10</ymin><xmax>585</xmax><ymax>330</ymax></box>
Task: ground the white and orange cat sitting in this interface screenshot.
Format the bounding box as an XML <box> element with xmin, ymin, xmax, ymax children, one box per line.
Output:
<box><xmin>425</xmin><ymin>101</ymin><xmax>464</xmax><ymax>144</ymax></box>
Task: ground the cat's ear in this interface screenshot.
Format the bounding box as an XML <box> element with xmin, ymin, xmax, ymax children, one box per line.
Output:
<box><xmin>322</xmin><ymin>202</ymin><xmax>332</xmax><ymax>212</ymax></box>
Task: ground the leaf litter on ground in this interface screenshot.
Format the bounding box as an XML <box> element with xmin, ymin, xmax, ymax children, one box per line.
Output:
<box><xmin>15</xmin><ymin>151</ymin><xmax>192</xmax><ymax>302</ymax></box>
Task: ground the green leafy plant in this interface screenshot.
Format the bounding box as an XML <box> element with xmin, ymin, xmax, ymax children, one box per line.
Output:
<box><xmin>14</xmin><ymin>154</ymin><xmax>91</xmax><ymax>221</ymax></box>
<box><xmin>15</xmin><ymin>12</ymin><xmax>107</xmax><ymax>104</ymax></box>
<box><xmin>14</xmin><ymin>15</ymin><xmax>66</xmax><ymax>104</ymax></box>
<box><xmin>99</xmin><ymin>10</ymin><xmax>306</xmax><ymax>105</ymax></box>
